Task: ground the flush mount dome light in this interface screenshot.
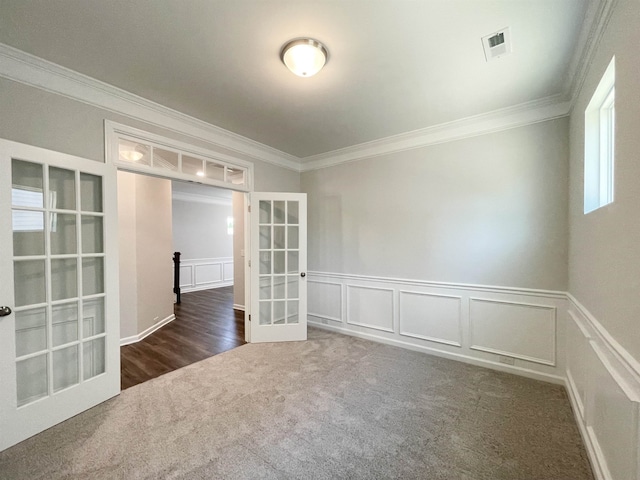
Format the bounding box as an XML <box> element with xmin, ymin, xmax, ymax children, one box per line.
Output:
<box><xmin>280</xmin><ymin>38</ymin><xmax>328</xmax><ymax>77</ymax></box>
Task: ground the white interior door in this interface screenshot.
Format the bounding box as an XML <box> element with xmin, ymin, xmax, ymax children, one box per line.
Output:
<box><xmin>0</xmin><ymin>140</ymin><xmax>120</xmax><ymax>451</ymax></box>
<box><xmin>249</xmin><ymin>193</ymin><xmax>306</xmax><ymax>343</ymax></box>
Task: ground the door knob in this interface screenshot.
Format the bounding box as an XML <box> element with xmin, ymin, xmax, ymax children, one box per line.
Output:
<box><xmin>0</xmin><ymin>306</ymin><xmax>12</xmax><ymax>317</ymax></box>
<box><xmin>300</xmin><ymin>272</ymin><xmax>306</xmax><ymax>278</ymax></box>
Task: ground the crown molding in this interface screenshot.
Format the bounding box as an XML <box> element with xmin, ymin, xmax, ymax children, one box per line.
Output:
<box><xmin>300</xmin><ymin>95</ymin><xmax>570</xmax><ymax>172</ymax></box>
<box><xmin>172</xmin><ymin>191</ymin><xmax>232</xmax><ymax>207</ymax></box>
<box><xmin>563</xmin><ymin>0</ymin><xmax>618</xmax><ymax>110</ymax></box>
<box><xmin>0</xmin><ymin>43</ymin><xmax>301</xmax><ymax>172</ymax></box>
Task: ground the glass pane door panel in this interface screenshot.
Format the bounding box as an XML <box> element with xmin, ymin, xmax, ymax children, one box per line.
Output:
<box><xmin>259</xmin><ymin>201</ymin><xmax>271</xmax><ymax>224</ymax></box>
<box><xmin>83</xmin><ymin>338</ymin><xmax>106</xmax><ymax>380</ymax></box>
<box><xmin>259</xmin><ymin>226</ymin><xmax>271</xmax><ymax>250</ymax></box>
<box><xmin>52</xmin><ymin>302</ymin><xmax>78</xmax><ymax>347</ymax></box>
<box><xmin>287</xmin><ymin>251</ymin><xmax>299</xmax><ymax>274</ymax></box>
<box><xmin>288</xmin><ymin>226</ymin><xmax>299</xmax><ymax>249</ymax></box>
<box><xmin>48</xmin><ymin>167</ymin><xmax>76</xmax><ymax>210</ymax></box>
<box><xmin>50</xmin><ymin>213</ymin><xmax>77</xmax><ymax>255</ymax></box>
<box><xmin>12</xmin><ymin>160</ymin><xmax>43</xmax><ymax>207</ymax></box>
<box><xmin>14</xmin><ymin>260</ymin><xmax>46</xmax><ymax>307</ymax></box>
<box><xmin>273</xmin><ymin>226</ymin><xmax>285</xmax><ymax>249</ymax></box>
<box><xmin>83</xmin><ymin>297</ymin><xmax>105</xmax><ymax>337</ymax></box>
<box><xmin>182</xmin><ymin>155</ymin><xmax>204</xmax><ymax>177</ymax></box>
<box><xmin>52</xmin><ymin>345</ymin><xmax>79</xmax><ymax>392</ymax></box>
<box><xmin>81</xmin><ymin>216</ymin><xmax>103</xmax><ymax>254</ymax></box>
<box><xmin>259</xmin><ymin>252</ymin><xmax>271</xmax><ymax>275</ymax></box>
<box><xmin>287</xmin><ymin>301</ymin><xmax>299</xmax><ymax>324</ymax></box>
<box><xmin>287</xmin><ymin>276</ymin><xmax>299</xmax><ymax>299</ymax></box>
<box><xmin>15</xmin><ymin>308</ymin><xmax>47</xmax><ymax>357</ymax></box>
<box><xmin>205</xmin><ymin>161</ymin><xmax>225</xmax><ymax>181</ymax></box>
<box><xmin>17</xmin><ymin>355</ymin><xmax>48</xmax><ymax>407</ymax></box>
<box><xmin>287</xmin><ymin>201</ymin><xmax>299</xmax><ymax>224</ymax></box>
<box><xmin>153</xmin><ymin>148</ymin><xmax>179</xmax><ymax>171</ymax></box>
<box><xmin>273</xmin><ymin>201</ymin><xmax>286</xmax><ymax>224</ymax></box>
<box><xmin>273</xmin><ymin>276</ymin><xmax>286</xmax><ymax>299</ymax></box>
<box><xmin>273</xmin><ymin>251</ymin><xmax>285</xmax><ymax>274</ymax></box>
<box><xmin>274</xmin><ymin>301</ymin><xmax>286</xmax><ymax>324</ymax></box>
<box><xmin>82</xmin><ymin>258</ymin><xmax>104</xmax><ymax>295</ymax></box>
<box><xmin>51</xmin><ymin>259</ymin><xmax>77</xmax><ymax>301</ymax></box>
<box><xmin>13</xmin><ymin>210</ymin><xmax>45</xmax><ymax>256</ymax></box>
<box><xmin>80</xmin><ymin>173</ymin><xmax>103</xmax><ymax>213</ymax></box>
<box><xmin>259</xmin><ymin>277</ymin><xmax>271</xmax><ymax>300</ymax></box>
<box><xmin>259</xmin><ymin>302</ymin><xmax>271</xmax><ymax>325</ymax></box>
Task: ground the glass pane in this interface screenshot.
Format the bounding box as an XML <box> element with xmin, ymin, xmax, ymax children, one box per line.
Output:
<box><xmin>259</xmin><ymin>201</ymin><xmax>271</xmax><ymax>224</ymax></box>
<box><xmin>13</xmin><ymin>210</ymin><xmax>45</xmax><ymax>256</ymax></box>
<box><xmin>273</xmin><ymin>226</ymin><xmax>285</xmax><ymax>249</ymax></box>
<box><xmin>259</xmin><ymin>226</ymin><xmax>271</xmax><ymax>250</ymax></box>
<box><xmin>274</xmin><ymin>201</ymin><xmax>285</xmax><ymax>224</ymax></box>
<box><xmin>287</xmin><ymin>300</ymin><xmax>299</xmax><ymax>324</ymax></box>
<box><xmin>259</xmin><ymin>251</ymin><xmax>271</xmax><ymax>275</ymax></box>
<box><xmin>50</xmin><ymin>213</ymin><xmax>77</xmax><ymax>255</ymax></box>
<box><xmin>53</xmin><ymin>345</ymin><xmax>79</xmax><ymax>392</ymax></box>
<box><xmin>287</xmin><ymin>276</ymin><xmax>299</xmax><ymax>299</ymax></box>
<box><xmin>83</xmin><ymin>297</ymin><xmax>105</xmax><ymax>337</ymax></box>
<box><xmin>288</xmin><ymin>226</ymin><xmax>299</xmax><ymax>250</ymax></box>
<box><xmin>274</xmin><ymin>301</ymin><xmax>286</xmax><ymax>325</ymax></box>
<box><xmin>288</xmin><ymin>201</ymin><xmax>299</xmax><ymax>224</ymax></box>
<box><xmin>119</xmin><ymin>139</ymin><xmax>150</xmax><ymax>166</ymax></box>
<box><xmin>153</xmin><ymin>148</ymin><xmax>179</xmax><ymax>171</ymax></box>
<box><xmin>83</xmin><ymin>337</ymin><xmax>105</xmax><ymax>380</ymax></box>
<box><xmin>259</xmin><ymin>301</ymin><xmax>271</xmax><ymax>325</ymax></box>
<box><xmin>82</xmin><ymin>257</ymin><xmax>104</xmax><ymax>295</ymax></box>
<box><xmin>15</xmin><ymin>308</ymin><xmax>47</xmax><ymax>357</ymax></box>
<box><xmin>182</xmin><ymin>155</ymin><xmax>204</xmax><ymax>177</ymax></box>
<box><xmin>12</xmin><ymin>160</ymin><xmax>43</xmax><ymax>208</ymax></box>
<box><xmin>81</xmin><ymin>216</ymin><xmax>103</xmax><ymax>254</ymax></box>
<box><xmin>259</xmin><ymin>277</ymin><xmax>271</xmax><ymax>300</ymax></box>
<box><xmin>80</xmin><ymin>173</ymin><xmax>103</xmax><ymax>213</ymax></box>
<box><xmin>288</xmin><ymin>251</ymin><xmax>299</xmax><ymax>274</ymax></box>
<box><xmin>14</xmin><ymin>260</ymin><xmax>46</xmax><ymax>307</ymax></box>
<box><xmin>273</xmin><ymin>276</ymin><xmax>286</xmax><ymax>299</ymax></box>
<box><xmin>17</xmin><ymin>354</ymin><xmax>48</xmax><ymax>407</ymax></box>
<box><xmin>205</xmin><ymin>161</ymin><xmax>225</xmax><ymax>181</ymax></box>
<box><xmin>273</xmin><ymin>251</ymin><xmax>285</xmax><ymax>274</ymax></box>
<box><xmin>51</xmin><ymin>258</ymin><xmax>77</xmax><ymax>301</ymax></box>
<box><xmin>52</xmin><ymin>302</ymin><xmax>78</xmax><ymax>347</ymax></box>
<box><xmin>226</xmin><ymin>167</ymin><xmax>245</xmax><ymax>186</ymax></box>
<box><xmin>48</xmin><ymin>167</ymin><xmax>76</xmax><ymax>210</ymax></box>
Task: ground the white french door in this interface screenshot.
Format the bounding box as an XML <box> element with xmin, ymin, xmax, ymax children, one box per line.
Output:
<box><xmin>0</xmin><ymin>140</ymin><xmax>120</xmax><ymax>451</ymax></box>
<box><xmin>249</xmin><ymin>193</ymin><xmax>307</xmax><ymax>343</ymax></box>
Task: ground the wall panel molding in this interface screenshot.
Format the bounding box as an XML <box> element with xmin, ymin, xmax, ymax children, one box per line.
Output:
<box><xmin>399</xmin><ymin>290</ymin><xmax>462</xmax><ymax>347</ymax></box>
<box><xmin>346</xmin><ymin>284</ymin><xmax>394</xmax><ymax>333</ymax></box>
<box><xmin>308</xmin><ymin>280</ymin><xmax>343</xmax><ymax>324</ymax></box>
<box><xmin>175</xmin><ymin>257</ymin><xmax>234</xmax><ymax>293</ymax></box>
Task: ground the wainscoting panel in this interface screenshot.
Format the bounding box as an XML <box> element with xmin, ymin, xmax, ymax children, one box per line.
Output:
<box><xmin>399</xmin><ymin>291</ymin><xmax>462</xmax><ymax>347</ymax></box>
<box><xmin>566</xmin><ymin>295</ymin><xmax>640</xmax><ymax>480</ymax></box>
<box><xmin>308</xmin><ymin>272</ymin><xmax>566</xmax><ymax>383</ymax></box>
<box><xmin>346</xmin><ymin>285</ymin><xmax>394</xmax><ymax>332</ymax></box>
<box><xmin>175</xmin><ymin>257</ymin><xmax>234</xmax><ymax>293</ymax></box>
<box><xmin>308</xmin><ymin>281</ymin><xmax>343</xmax><ymax>324</ymax></box>
<box><xmin>469</xmin><ymin>298</ymin><xmax>556</xmax><ymax>366</ymax></box>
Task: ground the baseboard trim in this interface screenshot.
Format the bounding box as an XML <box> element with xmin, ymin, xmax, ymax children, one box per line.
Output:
<box><xmin>233</xmin><ymin>304</ymin><xmax>245</xmax><ymax>312</ymax></box>
<box><xmin>309</xmin><ymin>321</ymin><xmax>565</xmax><ymax>385</ymax></box>
<box><xmin>120</xmin><ymin>314</ymin><xmax>176</xmax><ymax>346</ymax></box>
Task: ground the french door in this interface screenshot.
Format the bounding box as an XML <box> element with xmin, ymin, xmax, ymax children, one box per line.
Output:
<box><xmin>249</xmin><ymin>193</ymin><xmax>307</xmax><ymax>343</ymax></box>
<box><xmin>0</xmin><ymin>140</ymin><xmax>120</xmax><ymax>451</ymax></box>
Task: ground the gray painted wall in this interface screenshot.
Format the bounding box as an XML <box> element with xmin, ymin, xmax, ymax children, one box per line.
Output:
<box><xmin>172</xmin><ymin>200</ymin><xmax>233</xmax><ymax>260</ymax></box>
<box><xmin>301</xmin><ymin>118</ymin><xmax>569</xmax><ymax>291</ymax></box>
<box><xmin>568</xmin><ymin>0</ymin><xmax>640</xmax><ymax>361</ymax></box>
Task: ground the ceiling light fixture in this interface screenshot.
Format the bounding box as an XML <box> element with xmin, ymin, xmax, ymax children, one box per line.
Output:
<box><xmin>280</xmin><ymin>38</ymin><xmax>328</xmax><ymax>77</ymax></box>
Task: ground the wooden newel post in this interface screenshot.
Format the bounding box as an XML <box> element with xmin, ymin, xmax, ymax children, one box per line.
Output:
<box><xmin>173</xmin><ymin>251</ymin><xmax>181</xmax><ymax>304</ymax></box>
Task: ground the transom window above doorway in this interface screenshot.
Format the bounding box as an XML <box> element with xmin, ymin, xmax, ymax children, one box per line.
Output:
<box><xmin>106</xmin><ymin>121</ymin><xmax>253</xmax><ymax>192</ymax></box>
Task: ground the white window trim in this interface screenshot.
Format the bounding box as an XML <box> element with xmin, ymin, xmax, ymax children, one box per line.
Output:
<box><xmin>104</xmin><ymin>120</ymin><xmax>254</xmax><ymax>192</ymax></box>
<box><xmin>584</xmin><ymin>57</ymin><xmax>615</xmax><ymax>214</ymax></box>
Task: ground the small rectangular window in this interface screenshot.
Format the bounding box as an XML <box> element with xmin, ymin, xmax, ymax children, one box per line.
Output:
<box><xmin>584</xmin><ymin>57</ymin><xmax>615</xmax><ymax>214</ymax></box>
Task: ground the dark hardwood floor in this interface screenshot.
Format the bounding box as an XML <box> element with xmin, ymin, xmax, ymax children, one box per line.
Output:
<box><xmin>120</xmin><ymin>286</ymin><xmax>246</xmax><ymax>390</ymax></box>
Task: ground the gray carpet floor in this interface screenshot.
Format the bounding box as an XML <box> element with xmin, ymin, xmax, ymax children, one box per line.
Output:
<box><xmin>0</xmin><ymin>328</ymin><xmax>593</xmax><ymax>480</ymax></box>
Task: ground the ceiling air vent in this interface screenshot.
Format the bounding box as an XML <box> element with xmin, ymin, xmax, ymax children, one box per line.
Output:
<box><xmin>482</xmin><ymin>27</ymin><xmax>512</xmax><ymax>62</ymax></box>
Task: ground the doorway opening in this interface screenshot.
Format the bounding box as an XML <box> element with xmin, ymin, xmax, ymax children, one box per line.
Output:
<box><xmin>116</xmin><ymin>171</ymin><xmax>247</xmax><ymax>389</ymax></box>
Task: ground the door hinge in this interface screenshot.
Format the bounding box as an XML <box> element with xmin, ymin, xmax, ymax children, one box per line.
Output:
<box><xmin>248</xmin><ymin>259</ymin><xmax>251</xmax><ymax>267</ymax></box>
<box><xmin>249</xmin><ymin>314</ymin><xmax>252</xmax><ymax>321</ymax></box>
<box><xmin>248</xmin><ymin>205</ymin><xmax>251</xmax><ymax>213</ymax></box>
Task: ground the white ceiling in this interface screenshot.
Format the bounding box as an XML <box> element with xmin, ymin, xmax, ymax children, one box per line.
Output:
<box><xmin>0</xmin><ymin>0</ymin><xmax>591</xmax><ymax>159</ymax></box>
